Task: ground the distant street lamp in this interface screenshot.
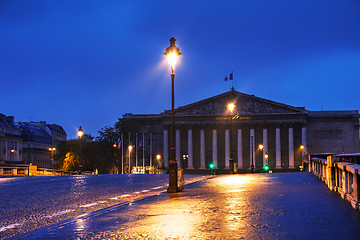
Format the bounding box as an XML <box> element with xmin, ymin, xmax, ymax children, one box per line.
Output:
<box><xmin>164</xmin><ymin>37</ymin><xmax>181</xmax><ymax>193</ymax></box>
<box><xmin>78</xmin><ymin>126</ymin><xmax>83</xmax><ymax>174</ymax></box>
<box><xmin>228</xmin><ymin>103</ymin><xmax>235</xmax><ymax>174</ymax></box>
<box><xmin>10</xmin><ymin>149</ymin><xmax>15</xmax><ymax>161</ymax></box>
<box><xmin>300</xmin><ymin>145</ymin><xmax>309</xmax><ymax>172</ymax></box>
<box><xmin>48</xmin><ymin>147</ymin><xmax>56</xmax><ymax>161</ymax></box>
<box><xmin>156</xmin><ymin>154</ymin><xmax>161</xmax><ymax>174</ymax></box>
<box><xmin>113</xmin><ymin>144</ymin><xmax>117</xmax><ymax>174</ymax></box>
<box><xmin>264</xmin><ymin>152</ymin><xmax>269</xmax><ymax>172</ymax></box>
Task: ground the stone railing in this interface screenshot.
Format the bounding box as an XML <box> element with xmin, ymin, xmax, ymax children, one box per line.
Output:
<box><xmin>309</xmin><ymin>156</ymin><xmax>360</xmax><ymax>210</ymax></box>
<box><xmin>0</xmin><ymin>165</ymin><xmax>76</xmax><ymax>176</ymax></box>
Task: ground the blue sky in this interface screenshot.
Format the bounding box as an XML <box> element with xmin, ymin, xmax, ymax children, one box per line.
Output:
<box><xmin>1</xmin><ymin>0</ymin><xmax>359</xmax><ymax>138</ymax></box>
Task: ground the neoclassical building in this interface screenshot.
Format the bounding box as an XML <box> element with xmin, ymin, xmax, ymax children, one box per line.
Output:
<box><xmin>119</xmin><ymin>90</ymin><xmax>359</xmax><ymax>172</ymax></box>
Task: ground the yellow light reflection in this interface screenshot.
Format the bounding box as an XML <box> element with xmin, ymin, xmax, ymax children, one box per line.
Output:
<box><xmin>217</xmin><ymin>175</ymin><xmax>255</xmax><ymax>186</ymax></box>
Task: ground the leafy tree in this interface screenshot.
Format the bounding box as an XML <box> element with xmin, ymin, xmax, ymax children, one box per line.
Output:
<box><xmin>61</xmin><ymin>152</ymin><xmax>78</xmax><ymax>171</ymax></box>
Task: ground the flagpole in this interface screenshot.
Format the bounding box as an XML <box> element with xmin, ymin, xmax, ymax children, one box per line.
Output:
<box><xmin>121</xmin><ymin>132</ymin><xmax>124</xmax><ymax>174</ymax></box>
<box><xmin>150</xmin><ymin>132</ymin><xmax>152</xmax><ymax>169</ymax></box>
<box><xmin>142</xmin><ymin>132</ymin><xmax>145</xmax><ymax>171</ymax></box>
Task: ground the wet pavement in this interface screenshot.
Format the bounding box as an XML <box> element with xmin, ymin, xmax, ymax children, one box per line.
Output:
<box><xmin>0</xmin><ymin>174</ymin><xmax>208</xmax><ymax>239</ymax></box>
<box><xmin>8</xmin><ymin>172</ymin><xmax>360</xmax><ymax>239</ymax></box>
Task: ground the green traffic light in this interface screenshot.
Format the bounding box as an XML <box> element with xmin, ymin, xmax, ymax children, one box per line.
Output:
<box><xmin>264</xmin><ymin>165</ymin><xmax>269</xmax><ymax>171</ymax></box>
<box><xmin>209</xmin><ymin>163</ymin><xmax>214</xmax><ymax>169</ymax></box>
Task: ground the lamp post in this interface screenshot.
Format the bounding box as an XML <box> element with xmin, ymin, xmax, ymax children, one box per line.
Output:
<box><xmin>113</xmin><ymin>144</ymin><xmax>117</xmax><ymax>174</ymax></box>
<box><xmin>156</xmin><ymin>154</ymin><xmax>161</xmax><ymax>174</ymax></box>
<box><xmin>10</xmin><ymin>149</ymin><xmax>15</xmax><ymax>161</ymax></box>
<box><xmin>228</xmin><ymin>103</ymin><xmax>235</xmax><ymax>174</ymax></box>
<box><xmin>251</xmin><ymin>136</ymin><xmax>255</xmax><ymax>173</ymax></box>
<box><xmin>78</xmin><ymin>126</ymin><xmax>83</xmax><ymax>174</ymax></box>
<box><xmin>48</xmin><ymin>147</ymin><xmax>56</xmax><ymax>161</ymax></box>
<box><xmin>300</xmin><ymin>145</ymin><xmax>308</xmax><ymax>172</ymax></box>
<box><xmin>264</xmin><ymin>152</ymin><xmax>269</xmax><ymax>172</ymax></box>
<box><xmin>164</xmin><ymin>37</ymin><xmax>181</xmax><ymax>193</ymax></box>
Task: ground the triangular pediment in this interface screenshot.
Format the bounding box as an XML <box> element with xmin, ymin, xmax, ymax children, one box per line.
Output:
<box><xmin>163</xmin><ymin>91</ymin><xmax>308</xmax><ymax>116</ymax></box>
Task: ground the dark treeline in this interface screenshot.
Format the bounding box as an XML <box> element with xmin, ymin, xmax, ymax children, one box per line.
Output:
<box><xmin>55</xmin><ymin>123</ymin><xmax>122</xmax><ymax>174</ymax></box>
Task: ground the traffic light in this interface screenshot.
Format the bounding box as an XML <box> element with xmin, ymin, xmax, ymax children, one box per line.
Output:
<box><xmin>263</xmin><ymin>165</ymin><xmax>269</xmax><ymax>172</ymax></box>
<box><xmin>209</xmin><ymin>163</ymin><xmax>214</xmax><ymax>169</ymax></box>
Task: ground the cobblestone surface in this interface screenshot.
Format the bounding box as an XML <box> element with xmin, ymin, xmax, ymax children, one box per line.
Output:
<box><xmin>10</xmin><ymin>173</ymin><xmax>360</xmax><ymax>239</ymax></box>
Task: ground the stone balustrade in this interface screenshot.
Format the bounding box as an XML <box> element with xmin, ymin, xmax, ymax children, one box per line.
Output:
<box><xmin>0</xmin><ymin>165</ymin><xmax>77</xmax><ymax>176</ymax></box>
<box><xmin>309</xmin><ymin>155</ymin><xmax>360</xmax><ymax>210</ymax></box>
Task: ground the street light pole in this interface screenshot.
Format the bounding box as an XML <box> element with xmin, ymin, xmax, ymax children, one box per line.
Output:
<box><xmin>164</xmin><ymin>37</ymin><xmax>181</xmax><ymax>193</ymax></box>
<box><xmin>251</xmin><ymin>136</ymin><xmax>255</xmax><ymax>173</ymax></box>
<box><xmin>77</xmin><ymin>126</ymin><xmax>83</xmax><ymax>174</ymax></box>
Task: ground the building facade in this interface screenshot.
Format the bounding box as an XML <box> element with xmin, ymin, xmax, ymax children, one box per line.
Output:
<box><xmin>119</xmin><ymin>91</ymin><xmax>360</xmax><ymax>172</ymax></box>
<box><xmin>17</xmin><ymin>121</ymin><xmax>67</xmax><ymax>169</ymax></box>
<box><xmin>0</xmin><ymin>114</ymin><xmax>23</xmax><ymax>164</ymax></box>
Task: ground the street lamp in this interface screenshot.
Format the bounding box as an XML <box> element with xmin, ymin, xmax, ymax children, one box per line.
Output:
<box><xmin>264</xmin><ymin>152</ymin><xmax>269</xmax><ymax>172</ymax></box>
<box><xmin>113</xmin><ymin>144</ymin><xmax>117</xmax><ymax>174</ymax></box>
<box><xmin>228</xmin><ymin>102</ymin><xmax>235</xmax><ymax>174</ymax></box>
<box><xmin>48</xmin><ymin>147</ymin><xmax>56</xmax><ymax>161</ymax></box>
<box><xmin>300</xmin><ymin>145</ymin><xmax>309</xmax><ymax>172</ymax></box>
<box><xmin>10</xmin><ymin>149</ymin><xmax>15</xmax><ymax>161</ymax></box>
<box><xmin>128</xmin><ymin>145</ymin><xmax>133</xmax><ymax>174</ymax></box>
<box><xmin>78</xmin><ymin>126</ymin><xmax>83</xmax><ymax>174</ymax></box>
<box><xmin>164</xmin><ymin>37</ymin><xmax>181</xmax><ymax>193</ymax></box>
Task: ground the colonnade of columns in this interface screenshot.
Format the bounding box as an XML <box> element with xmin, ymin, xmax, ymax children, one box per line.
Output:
<box><xmin>163</xmin><ymin>122</ymin><xmax>307</xmax><ymax>170</ymax></box>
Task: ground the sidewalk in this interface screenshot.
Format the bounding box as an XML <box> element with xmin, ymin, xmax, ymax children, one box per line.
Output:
<box><xmin>10</xmin><ymin>173</ymin><xmax>360</xmax><ymax>239</ymax></box>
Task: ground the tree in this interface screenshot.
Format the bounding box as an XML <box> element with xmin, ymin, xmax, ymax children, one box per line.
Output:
<box><xmin>61</xmin><ymin>152</ymin><xmax>78</xmax><ymax>171</ymax></box>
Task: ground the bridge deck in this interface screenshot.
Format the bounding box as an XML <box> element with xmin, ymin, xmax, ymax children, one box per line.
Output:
<box><xmin>11</xmin><ymin>173</ymin><xmax>360</xmax><ymax>239</ymax></box>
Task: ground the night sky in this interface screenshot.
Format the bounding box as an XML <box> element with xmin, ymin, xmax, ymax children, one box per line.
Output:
<box><xmin>1</xmin><ymin>0</ymin><xmax>359</xmax><ymax>138</ymax></box>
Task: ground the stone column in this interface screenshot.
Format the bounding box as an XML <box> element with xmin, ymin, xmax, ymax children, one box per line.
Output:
<box><xmin>176</xmin><ymin>128</ymin><xmax>181</xmax><ymax>169</ymax></box>
<box><xmin>188</xmin><ymin>127</ymin><xmax>194</xmax><ymax>169</ymax></box>
<box><xmin>212</xmin><ymin>128</ymin><xmax>218</xmax><ymax>168</ymax></box>
<box><xmin>163</xmin><ymin>128</ymin><xmax>168</xmax><ymax>168</ymax></box>
<box><xmin>276</xmin><ymin>126</ymin><xmax>281</xmax><ymax>169</ymax></box>
<box><xmin>225</xmin><ymin>128</ymin><xmax>230</xmax><ymax>169</ymax></box>
<box><xmin>200</xmin><ymin>128</ymin><xmax>206</xmax><ymax>169</ymax></box>
<box><xmin>263</xmin><ymin>126</ymin><xmax>268</xmax><ymax>166</ymax></box>
<box><xmin>289</xmin><ymin>125</ymin><xmax>295</xmax><ymax>169</ymax></box>
<box><xmin>250</xmin><ymin>128</ymin><xmax>255</xmax><ymax>169</ymax></box>
<box><xmin>237</xmin><ymin>128</ymin><xmax>243</xmax><ymax>169</ymax></box>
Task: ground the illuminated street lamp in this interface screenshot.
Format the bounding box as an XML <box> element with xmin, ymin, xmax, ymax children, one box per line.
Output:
<box><xmin>264</xmin><ymin>152</ymin><xmax>269</xmax><ymax>172</ymax></box>
<box><xmin>259</xmin><ymin>144</ymin><xmax>264</xmax><ymax>151</ymax></box>
<box><xmin>128</xmin><ymin>145</ymin><xmax>133</xmax><ymax>174</ymax></box>
<box><xmin>164</xmin><ymin>37</ymin><xmax>181</xmax><ymax>193</ymax></box>
<box><xmin>300</xmin><ymin>145</ymin><xmax>309</xmax><ymax>172</ymax></box>
<box><xmin>78</xmin><ymin>126</ymin><xmax>83</xmax><ymax>174</ymax></box>
<box><xmin>113</xmin><ymin>144</ymin><xmax>117</xmax><ymax>174</ymax></box>
<box><xmin>48</xmin><ymin>147</ymin><xmax>56</xmax><ymax>161</ymax></box>
<box><xmin>228</xmin><ymin>102</ymin><xmax>235</xmax><ymax>174</ymax></box>
<box><xmin>10</xmin><ymin>149</ymin><xmax>15</xmax><ymax>161</ymax></box>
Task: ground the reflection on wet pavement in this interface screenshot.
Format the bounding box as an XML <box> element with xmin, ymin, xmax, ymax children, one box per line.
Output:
<box><xmin>5</xmin><ymin>173</ymin><xmax>360</xmax><ymax>239</ymax></box>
